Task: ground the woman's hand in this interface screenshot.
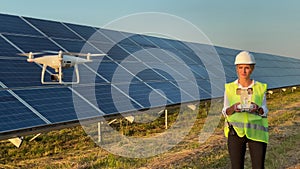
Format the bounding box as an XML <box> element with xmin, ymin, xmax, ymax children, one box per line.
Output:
<box><xmin>226</xmin><ymin>102</ymin><xmax>241</xmax><ymax>115</ymax></box>
<box><xmin>250</xmin><ymin>102</ymin><xmax>264</xmax><ymax>115</ymax></box>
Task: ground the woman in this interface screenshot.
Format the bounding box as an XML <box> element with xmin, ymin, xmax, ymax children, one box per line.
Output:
<box><xmin>222</xmin><ymin>51</ymin><xmax>268</xmax><ymax>169</ymax></box>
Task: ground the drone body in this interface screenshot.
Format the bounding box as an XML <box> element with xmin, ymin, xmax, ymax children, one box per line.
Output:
<box><xmin>29</xmin><ymin>55</ymin><xmax>90</xmax><ymax>72</ymax></box>
<box><xmin>20</xmin><ymin>51</ymin><xmax>106</xmax><ymax>84</ymax></box>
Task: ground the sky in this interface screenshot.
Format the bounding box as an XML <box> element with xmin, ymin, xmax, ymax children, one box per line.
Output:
<box><xmin>0</xmin><ymin>0</ymin><xmax>299</xmax><ymax>58</ymax></box>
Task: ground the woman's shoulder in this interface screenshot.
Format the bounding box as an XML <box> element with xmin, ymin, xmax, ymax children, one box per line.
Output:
<box><xmin>225</xmin><ymin>80</ymin><xmax>238</xmax><ymax>89</ymax></box>
<box><xmin>254</xmin><ymin>80</ymin><xmax>267</xmax><ymax>85</ymax></box>
<box><xmin>254</xmin><ymin>80</ymin><xmax>268</xmax><ymax>89</ymax></box>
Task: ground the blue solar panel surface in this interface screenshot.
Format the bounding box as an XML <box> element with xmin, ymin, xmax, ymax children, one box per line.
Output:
<box><xmin>0</xmin><ymin>90</ymin><xmax>46</xmax><ymax>132</ymax></box>
<box><xmin>0</xmin><ymin>13</ymin><xmax>300</xmax><ymax>138</ymax></box>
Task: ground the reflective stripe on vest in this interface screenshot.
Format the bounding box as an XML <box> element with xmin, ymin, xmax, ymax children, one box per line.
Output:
<box><xmin>225</xmin><ymin>121</ymin><xmax>268</xmax><ymax>132</ymax></box>
<box><xmin>224</xmin><ymin>81</ymin><xmax>269</xmax><ymax>143</ymax></box>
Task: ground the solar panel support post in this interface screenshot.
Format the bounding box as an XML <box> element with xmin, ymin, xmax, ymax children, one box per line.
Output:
<box><xmin>281</xmin><ymin>88</ymin><xmax>287</xmax><ymax>94</ymax></box>
<box><xmin>29</xmin><ymin>133</ymin><xmax>41</xmax><ymax>142</ymax></box>
<box><xmin>267</xmin><ymin>90</ymin><xmax>274</xmax><ymax>98</ymax></box>
<box><xmin>204</xmin><ymin>102</ymin><xmax>208</xmax><ymax>116</ymax></box>
<box><xmin>98</xmin><ymin>122</ymin><xmax>102</xmax><ymax>143</ymax></box>
<box><xmin>165</xmin><ymin>109</ymin><xmax>168</xmax><ymax>129</ymax></box>
<box><xmin>8</xmin><ymin>137</ymin><xmax>23</xmax><ymax>148</ymax></box>
<box><xmin>120</xmin><ymin>119</ymin><xmax>123</xmax><ymax>135</ymax></box>
<box><xmin>187</xmin><ymin>104</ymin><xmax>197</xmax><ymax>111</ymax></box>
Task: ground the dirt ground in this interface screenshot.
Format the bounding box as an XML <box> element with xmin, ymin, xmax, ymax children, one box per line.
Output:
<box><xmin>1</xmin><ymin>91</ymin><xmax>299</xmax><ymax>169</ymax></box>
<box><xmin>142</xmin><ymin>98</ymin><xmax>300</xmax><ymax>169</ymax></box>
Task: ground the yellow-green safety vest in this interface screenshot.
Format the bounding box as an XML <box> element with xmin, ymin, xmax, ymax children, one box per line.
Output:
<box><xmin>224</xmin><ymin>81</ymin><xmax>269</xmax><ymax>143</ymax></box>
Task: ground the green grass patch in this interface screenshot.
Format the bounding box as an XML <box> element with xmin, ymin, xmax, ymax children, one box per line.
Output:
<box><xmin>265</xmin><ymin>133</ymin><xmax>300</xmax><ymax>169</ymax></box>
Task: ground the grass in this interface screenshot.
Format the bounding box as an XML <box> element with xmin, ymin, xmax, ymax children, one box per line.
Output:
<box><xmin>265</xmin><ymin>133</ymin><xmax>300</xmax><ymax>169</ymax></box>
<box><xmin>0</xmin><ymin>88</ymin><xmax>299</xmax><ymax>168</ymax></box>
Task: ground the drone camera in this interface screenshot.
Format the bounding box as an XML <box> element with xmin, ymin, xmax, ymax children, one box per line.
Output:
<box><xmin>50</xmin><ymin>74</ymin><xmax>59</xmax><ymax>81</ymax></box>
<box><xmin>63</xmin><ymin>60</ymin><xmax>72</xmax><ymax>68</ymax></box>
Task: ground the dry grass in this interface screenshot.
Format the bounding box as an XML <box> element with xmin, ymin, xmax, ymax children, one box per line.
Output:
<box><xmin>0</xmin><ymin>88</ymin><xmax>300</xmax><ymax>169</ymax></box>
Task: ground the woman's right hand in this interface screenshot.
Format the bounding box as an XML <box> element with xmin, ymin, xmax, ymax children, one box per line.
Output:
<box><xmin>226</xmin><ymin>102</ymin><xmax>241</xmax><ymax>115</ymax></box>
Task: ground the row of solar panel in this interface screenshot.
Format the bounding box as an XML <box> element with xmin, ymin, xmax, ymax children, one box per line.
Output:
<box><xmin>0</xmin><ymin>13</ymin><xmax>219</xmax><ymax>134</ymax></box>
<box><xmin>0</xmin><ymin>13</ymin><xmax>299</xmax><ymax>95</ymax></box>
<box><xmin>1</xmin><ymin>13</ymin><xmax>299</xmax><ymax>63</ymax></box>
<box><xmin>1</xmin><ymin>34</ymin><xmax>299</xmax><ymax>85</ymax></box>
<box><xmin>0</xmin><ymin>13</ymin><xmax>300</xmax><ymax>136</ymax></box>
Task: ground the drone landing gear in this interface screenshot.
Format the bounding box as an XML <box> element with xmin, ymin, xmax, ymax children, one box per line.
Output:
<box><xmin>41</xmin><ymin>64</ymin><xmax>80</xmax><ymax>84</ymax></box>
<box><xmin>50</xmin><ymin>74</ymin><xmax>62</xmax><ymax>82</ymax></box>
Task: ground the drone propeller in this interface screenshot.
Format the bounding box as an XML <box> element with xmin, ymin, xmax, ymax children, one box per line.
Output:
<box><xmin>42</xmin><ymin>50</ymin><xmax>63</xmax><ymax>54</ymax></box>
<box><xmin>18</xmin><ymin>52</ymin><xmax>44</xmax><ymax>57</ymax></box>
<box><xmin>42</xmin><ymin>50</ymin><xmax>106</xmax><ymax>57</ymax></box>
<box><xmin>18</xmin><ymin>52</ymin><xmax>45</xmax><ymax>62</ymax></box>
<box><xmin>86</xmin><ymin>53</ymin><xmax>107</xmax><ymax>57</ymax></box>
<box><xmin>70</xmin><ymin>53</ymin><xmax>107</xmax><ymax>57</ymax></box>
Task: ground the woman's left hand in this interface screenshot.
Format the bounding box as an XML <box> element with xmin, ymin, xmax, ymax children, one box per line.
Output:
<box><xmin>250</xmin><ymin>102</ymin><xmax>264</xmax><ymax>115</ymax></box>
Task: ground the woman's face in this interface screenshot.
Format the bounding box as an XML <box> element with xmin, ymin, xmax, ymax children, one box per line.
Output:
<box><xmin>236</xmin><ymin>64</ymin><xmax>254</xmax><ymax>80</ymax></box>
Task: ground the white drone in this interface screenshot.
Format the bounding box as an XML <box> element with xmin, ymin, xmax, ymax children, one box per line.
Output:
<box><xmin>19</xmin><ymin>50</ymin><xmax>106</xmax><ymax>84</ymax></box>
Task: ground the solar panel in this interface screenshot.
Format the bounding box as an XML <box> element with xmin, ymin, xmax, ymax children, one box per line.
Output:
<box><xmin>63</xmin><ymin>23</ymin><xmax>98</xmax><ymax>40</ymax></box>
<box><xmin>0</xmin><ymin>58</ymin><xmax>42</xmax><ymax>87</ymax></box>
<box><xmin>4</xmin><ymin>34</ymin><xmax>60</xmax><ymax>53</ymax></box>
<box><xmin>0</xmin><ymin>13</ymin><xmax>300</xmax><ymax>140</ymax></box>
<box><xmin>0</xmin><ymin>90</ymin><xmax>47</xmax><ymax>132</ymax></box>
<box><xmin>53</xmin><ymin>38</ymin><xmax>100</xmax><ymax>53</ymax></box>
<box><xmin>0</xmin><ymin>36</ymin><xmax>20</xmax><ymax>57</ymax></box>
<box><xmin>24</xmin><ymin>16</ymin><xmax>82</xmax><ymax>40</ymax></box>
<box><xmin>0</xmin><ymin>14</ymin><xmax>42</xmax><ymax>36</ymax></box>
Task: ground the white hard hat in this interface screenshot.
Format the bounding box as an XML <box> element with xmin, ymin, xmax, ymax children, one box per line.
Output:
<box><xmin>234</xmin><ymin>51</ymin><xmax>256</xmax><ymax>65</ymax></box>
